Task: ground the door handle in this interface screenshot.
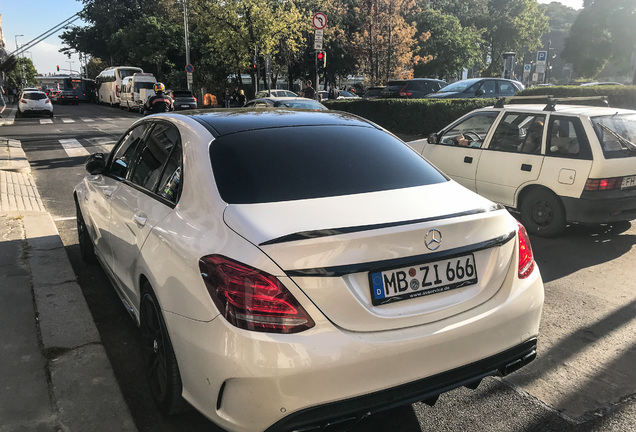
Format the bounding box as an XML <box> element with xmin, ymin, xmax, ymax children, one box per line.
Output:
<box><xmin>464</xmin><ymin>156</ymin><xmax>473</xmax><ymax>164</ymax></box>
<box><xmin>521</xmin><ymin>164</ymin><xmax>532</xmax><ymax>172</ymax></box>
<box><xmin>103</xmin><ymin>188</ymin><xmax>115</xmax><ymax>198</ymax></box>
<box><xmin>133</xmin><ymin>213</ymin><xmax>147</xmax><ymax>227</ymax></box>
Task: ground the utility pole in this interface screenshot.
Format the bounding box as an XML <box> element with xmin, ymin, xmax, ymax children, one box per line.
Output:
<box><xmin>182</xmin><ymin>0</ymin><xmax>192</xmax><ymax>92</ymax></box>
<box><xmin>15</xmin><ymin>35</ymin><xmax>24</xmax><ymax>87</ymax></box>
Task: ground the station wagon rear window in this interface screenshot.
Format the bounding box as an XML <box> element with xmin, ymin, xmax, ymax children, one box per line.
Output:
<box><xmin>592</xmin><ymin>114</ymin><xmax>636</xmax><ymax>159</ymax></box>
<box><xmin>211</xmin><ymin>125</ymin><xmax>447</xmax><ymax>204</ymax></box>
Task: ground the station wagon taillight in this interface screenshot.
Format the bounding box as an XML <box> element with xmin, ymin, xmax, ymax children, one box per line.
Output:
<box><xmin>199</xmin><ymin>255</ymin><xmax>314</xmax><ymax>334</ymax></box>
<box><xmin>517</xmin><ymin>223</ymin><xmax>535</xmax><ymax>279</ymax></box>
<box><xmin>584</xmin><ymin>177</ymin><xmax>622</xmax><ymax>191</ymax></box>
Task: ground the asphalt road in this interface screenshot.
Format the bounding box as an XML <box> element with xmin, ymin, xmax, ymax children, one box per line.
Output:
<box><xmin>3</xmin><ymin>102</ymin><xmax>635</xmax><ymax>432</ymax></box>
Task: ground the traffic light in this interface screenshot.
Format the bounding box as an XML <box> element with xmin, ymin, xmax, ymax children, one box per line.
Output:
<box><xmin>251</xmin><ymin>56</ymin><xmax>258</xmax><ymax>71</ymax></box>
<box><xmin>56</xmin><ymin>65</ymin><xmax>59</xmax><ymax>71</ymax></box>
<box><xmin>317</xmin><ymin>51</ymin><xmax>326</xmax><ymax>69</ymax></box>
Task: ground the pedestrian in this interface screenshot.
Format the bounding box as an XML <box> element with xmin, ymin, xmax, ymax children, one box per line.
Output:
<box><xmin>0</xmin><ymin>86</ymin><xmax>6</xmax><ymax>118</ymax></box>
<box><xmin>223</xmin><ymin>89</ymin><xmax>232</xmax><ymax>108</ymax></box>
<box><xmin>299</xmin><ymin>80</ymin><xmax>306</xmax><ymax>98</ymax></box>
<box><xmin>204</xmin><ymin>91</ymin><xmax>217</xmax><ymax>107</ymax></box>
<box><xmin>11</xmin><ymin>87</ymin><xmax>17</xmax><ymax>104</ymax></box>
<box><xmin>237</xmin><ymin>89</ymin><xmax>246</xmax><ymax>106</ymax></box>
<box><xmin>303</xmin><ymin>80</ymin><xmax>315</xmax><ymax>100</ymax></box>
<box><xmin>328</xmin><ymin>83</ymin><xmax>339</xmax><ymax>100</ymax></box>
<box><xmin>231</xmin><ymin>86</ymin><xmax>240</xmax><ymax>107</ymax></box>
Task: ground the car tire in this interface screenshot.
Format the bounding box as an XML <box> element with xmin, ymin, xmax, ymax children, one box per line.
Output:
<box><xmin>76</xmin><ymin>200</ymin><xmax>96</xmax><ymax>262</ymax></box>
<box><xmin>139</xmin><ymin>284</ymin><xmax>188</xmax><ymax>415</ymax></box>
<box><xmin>520</xmin><ymin>188</ymin><xmax>566</xmax><ymax>237</ymax></box>
<box><xmin>49</xmin><ymin>112</ymin><xmax>54</xmax><ymax>118</ymax></box>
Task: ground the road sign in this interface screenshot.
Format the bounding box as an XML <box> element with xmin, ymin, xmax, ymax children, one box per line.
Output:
<box><xmin>187</xmin><ymin>72</ymin><xmax>193</xmax><ymax>84</ymax></box>
<box><xmin>265</xmin><ymin>54</ymin><xmax>271</xmax><ymax>77</ymax></box>
<box><xmin>524</xmin><ymin>64</ymin><xmax>531</xmax><ymax>72</ymax></box>
<box><xmin>535</xmin><ymin>65</ymin><xmax>546</xmax><ymax>74</ymax></box>
<box><xmin>536</xmin><ymin>51</ymin><xmax>547</xmax><ymax>64</ymax></box>
<box><xmin>314</xmin><ymin>30</ymin><xmax>323</xmax><ymax>50</ymax></box>
<box><xmin>313</xmin><ymin>12</ymin><xmax>327</xmax><ymax>30</ymax></box>
<box><xmin>185</xmin><ymin>64</ymin><xmax>194</xmax><ymax>73</ymax></box>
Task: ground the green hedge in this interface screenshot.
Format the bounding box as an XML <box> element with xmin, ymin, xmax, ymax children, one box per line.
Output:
<box><xmin>323</xmin><ymin>85</ymin><xmax>636</xmax><ymax>138</ymax></box>
<box><xmin>323</xmin><ymin>98</ymin><xmax>497</xmax><ymax>137</ymax></box>
<box><xmin>517</xmin><ymin>85</ymin><xmax>636</xmax><ymax>110</ymax></box>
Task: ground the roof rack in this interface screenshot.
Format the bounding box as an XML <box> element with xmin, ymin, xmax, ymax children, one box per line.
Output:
<box><xmin>493</xmin><ymin>95</ymin><xmax>552</xmax><ymax>108</ymax></box>
<box><xmin>542</xmin><ymin>96</ymin><xmax>609</xmax><ymax>111</ymax></box>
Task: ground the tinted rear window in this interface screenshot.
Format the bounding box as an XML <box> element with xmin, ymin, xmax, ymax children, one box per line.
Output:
<box><xmin>23</xmin><ymin>93</ymin><xmax>48</xmax><ymax>100</ymax></box>
<box><xmin>172</xmin><ymin>91</ymin><xmax>193</xmax><ymax>97</ymax></box>
<box><xmin>211</xmin><ymin>125</ymin><xmax>446</xmax><ymax>204</ymax></box>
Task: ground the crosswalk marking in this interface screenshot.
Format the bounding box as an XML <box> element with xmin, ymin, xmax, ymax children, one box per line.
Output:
<box><xmin>86</xmin><ymin>137</ymin><xmax>116</xmax><ymax>153</ymax></box>
<box><xmin>62</xmin><ymin>118</ymin><xmax>76</xmax><ymax>123</ymax></box>
<box><xmin>40</xmin><ymin>119</ymin><xmax>53</xmax><ymax>124</ymax></box>
<box><xmin>80</xmin><ymin>118</ymin><xmax>94</xmax><ymax>122</ymax></box>
<box><xmin>60</xmin><ymin>138</ymin><xmax>90</xmax><ymax>158</ymax></box>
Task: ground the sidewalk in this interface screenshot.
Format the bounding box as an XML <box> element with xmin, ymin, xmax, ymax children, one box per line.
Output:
<box><xmin>0</xmin><ymin>108</ymin><xmax>137</xmax><ymax>431</ymax></box>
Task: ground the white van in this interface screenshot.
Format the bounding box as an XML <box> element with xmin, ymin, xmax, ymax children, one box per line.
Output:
<box><xmin>119</xmin><ymin>73</ymin><xmax>157</xmax><ymax>113</ymax></box>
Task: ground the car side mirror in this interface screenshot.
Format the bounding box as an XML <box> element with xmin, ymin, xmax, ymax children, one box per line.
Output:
<box><xmin>85</xmin><ymin>153</ymin><xmax>106</xmax><ymax>175</ymax></box>
<box><xmin>427</xmin><ymin>133</ymin><xmax>439</xmax><ymax>144</ymax></box>
<box><xmin>475</xmin><ymin>89</ymin><xmax>485</xmax><ymax>97</ymax></box>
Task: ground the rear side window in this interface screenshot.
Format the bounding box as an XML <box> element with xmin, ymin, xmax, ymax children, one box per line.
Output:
<box><xmin>211</xmin><ymin>126</ymin><xmax>447</xmax><ymax>204</ymax></box>
<box><xmin>109</xmin><ymin>124</ymin><xmax>149</xmax><ymax>179</ymax></box>
<box><xmin>130</xmin><ymin>122</ymin><xmax>181</xmax><ymax>193</ymax></box>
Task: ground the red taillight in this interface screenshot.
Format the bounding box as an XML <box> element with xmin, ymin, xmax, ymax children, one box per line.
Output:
<box><xmin>398</xmin><ymin>85</ymin><xmax>412</xmax><ymax>97</ymax></box>
<box><xmin>45</xmin><ymin>99</ymin><xmax>50</xmax><ymax>104</ymax></box>
<box><xmin>115</xmin><ymin>85</ymin><xmax>120</xmax><ymax>96</ymax></box>
<box><xmin>20</xmin><ymin>99</ymin><xmax>27</xmax><ymax>103</ymax></box>
<box><xmin>517</xmin><ymin>222</ymin><xmax>535</xmax><ymax>279</ymax></box>
<box><xmin>193</xmin><ymin>96</ymin><xmax>197</xmax><ymax>102</ymax></box>
<box><xmin>584</xmin><ymin>177</ymin><xmax>622</xmax><ymax>191</ymax></box>
<box><xmin>199</xmin><ymin>255</ymin><xmax>315</xmax><ymax>334</ymax></box>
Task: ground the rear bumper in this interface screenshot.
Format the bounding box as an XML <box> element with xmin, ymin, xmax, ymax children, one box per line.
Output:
<box><xmin>562</xmin><ymin>190</ymin><xmax>636</xmax><ymax>223</ymax></box>
<box><xmin>265</xmin><ymin>338</ymin><xmax>537</xmax><ymax>432</ymax></box>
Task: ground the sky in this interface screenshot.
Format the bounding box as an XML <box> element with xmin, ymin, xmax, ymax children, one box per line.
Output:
<box><xmin>1</xmin><ymin>0</ymin><xmax>584</xmax><ymax>77</ymax></box>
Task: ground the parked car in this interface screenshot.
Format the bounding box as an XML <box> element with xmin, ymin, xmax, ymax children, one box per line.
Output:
<box><xmin>362</xmin><ymin>86</ymin><xmax>386</xmax><ymax>99</ymax></box>
<box><xmin>74</xmin><ymin>109</ymin><xmax>543</xmax><ymax>432</ymax></box>
<box><xmin>426</xmin><ymin>78</ymin><xmax>524</xmax><ymax>99</ymax></box>
<box><xmin>243</xmin><ymin>96</ymin><xmax>328</xmax><ymax>110</ymax></box>
<box><xmin>58</xmin><ymin>90</ymin><xmax>79</xmax><ymax>105</ymax></box>
<box><xmin>381</xmin><ymin>78</ymin><xmax>447</xmax><ymax>99</ymax></box>
<box><xmin>167</xmin><ymin>89</ymin><xmax>197</xmax><ymax>110</ymax></box>
<box><xmin>49</xmin><ymin>89</ymin><xmax>61</xmax><ymax>103</ymax></box>
<box><xmin>255</xmin><ymin>89</ymin><xmax>298</xmax><ymax>98</ymax></box>
<box><xmin>17</xmin><ymin>90</ymin><xmax>53</xmax><ymax>117</ymax></box>
<box><xmin>413</xmin><ymin>98</ymin><xmax>636</xmax><ymax>237</ymax></box>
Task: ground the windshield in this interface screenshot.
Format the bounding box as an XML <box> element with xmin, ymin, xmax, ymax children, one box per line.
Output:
<box><xmin>592</xmin><ymin>114</ymin><xmax>636</xmax><ymax>159</ymax></box>
<box><xmin>438</xmin><ymin>79</ymin><xmax>481</xmax><ymax>93</ymax></box>
<box><xmin>273</xmin><ymin>100</ymin><xmax>327</xmax><ymax>110</ymax></box>
<box><xmin>135</xmin><ymin>82</ymin><xmax>155</xmax><ymax>91</ymax></box>
<box><xmin>118</xmin><ymin>68</ymin><xmax>143</xmax><ymax>79</ymax></box>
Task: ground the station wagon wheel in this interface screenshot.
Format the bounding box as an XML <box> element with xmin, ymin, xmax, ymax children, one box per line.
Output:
<box><xmin>75</xmin><ymin>200</ymin><xmax>95</xmax><ymax>262</ymax></box>
<box><xmin>139</xmin><ymin>284</ymin><xmax>187</xmax><ymax>414</ymax></box>
<box><xmin>520</xmin><ymin>189</ymin><xmax>566</xmax><ymax>237</ymax></box>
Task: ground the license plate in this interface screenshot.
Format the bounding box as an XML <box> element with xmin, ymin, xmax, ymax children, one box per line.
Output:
<box><xmin>369</xmin><ymin>254</ymin><xmax>477</xmax><ymax>306</ymax></box>
<box><xmin>621</xmin><ymin>175</ymin><xmax>636</xmax><ymax>189</ymax></box>
<box><xmin>181</xmin><ymin>105</ymin><xmax>190</xmax><ymax>108</ymax></box>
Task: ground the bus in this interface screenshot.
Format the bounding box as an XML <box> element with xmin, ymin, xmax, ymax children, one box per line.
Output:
<box><xmin>36</xmin><ymin>76</ymin><xmax>97</xmax><ymax>102</ymax></box>
<box><xmin>96</xmin><ymin>66</ymin><xmax>143</xmax><ymax>106</ymax></box>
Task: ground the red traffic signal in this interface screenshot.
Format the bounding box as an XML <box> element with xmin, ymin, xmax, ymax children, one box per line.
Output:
<box><xmin>316</xmin><ymin>51</ymin><xmax>326</xmax><ymax>68</ymax></box>
<box><xmin>317</xmin><ymin>51</ymin><xmax>324</xmax><ymax>61</ymax></box>
<box><xmin>56</xmin><ymin>65</ymin><xmax>59</xmax><ymax>71</ymax></box>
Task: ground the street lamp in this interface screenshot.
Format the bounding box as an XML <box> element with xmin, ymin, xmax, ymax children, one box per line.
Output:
<box><xmin>15</xmin><ymin>34</ymin><xmax>24</xmax><ymax>87</ymax></box>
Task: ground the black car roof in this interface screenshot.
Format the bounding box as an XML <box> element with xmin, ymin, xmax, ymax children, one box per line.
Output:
<box><xmin>187</xmin><ymin>109</ymin><xmax>376</xmax><ymax>137</ymax></box>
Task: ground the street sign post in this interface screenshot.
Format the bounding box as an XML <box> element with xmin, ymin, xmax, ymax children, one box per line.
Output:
<box><xmin>185</xmin><ymin>63</ymin><xmax>194</xmax><ymax>73</ymax></box>
<box><xmin>536</xmin><ymin>51</ymin><xmax>547</xmax><ymax>65</ymax></box>
<box><xmin>314</xmin><ymin>29</ymin><xmax>323</xmax><ymax>50</ymax></box>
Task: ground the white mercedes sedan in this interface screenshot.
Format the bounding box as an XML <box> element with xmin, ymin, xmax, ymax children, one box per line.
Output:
<box><xmin>74</xmin><ymin>109</ymin><xmax>544</xmax><ymax>432</ymax></box>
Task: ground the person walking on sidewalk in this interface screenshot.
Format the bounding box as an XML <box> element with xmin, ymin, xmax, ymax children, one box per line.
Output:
<box><xmin>0</xmin><ymin>86</ymin><xmax>6</xmax><ymax>118</ymax></box>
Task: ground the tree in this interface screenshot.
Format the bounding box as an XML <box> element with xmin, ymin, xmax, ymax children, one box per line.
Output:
<box><xmin>562</xmin><ymin>0</ymin><xmax>636</xmax><ymax>82</ymax></box>
<box><xmin>411</xmin><ymin>8</ymin><xmax>483</xmax><ymax>80</ymax></box>
<box><xmin>348</xmin><ymin>0</ymin><xmax>418</xmax><ymax>85</ymax></box>
<box><xmin>5</xmin><ymin>57</ymin><xmax>38</xmax><ymax>89</ymax></box>
<box><xmin>537</xmin><ymin>2</ymin><xmax>579</xmax><ymax>83</ymax></box>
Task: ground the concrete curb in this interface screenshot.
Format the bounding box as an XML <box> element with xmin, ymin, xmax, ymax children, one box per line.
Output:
<box><xmin>0</xmin><ymin>117</ymin><xmax>137</xmax><ymax>431</ymax></box>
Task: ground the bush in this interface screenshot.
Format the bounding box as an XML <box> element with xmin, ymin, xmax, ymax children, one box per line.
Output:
<box><xmin>323</xmin><ymin>98</ymin><xmax>497</xmax><ymax>137</ymax></box>
<box><xmin>518</xmin><ymin>85</ymin><xmax>636</xmax><ymax>110</ymax></box>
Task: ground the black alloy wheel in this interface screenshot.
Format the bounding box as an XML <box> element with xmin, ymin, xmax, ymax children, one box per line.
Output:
<box><xmin>75</xmin><ymin>201</ymin><xmax>96</xmax><ymax>262</ymax></box>
<box><xmin>520</xmin><ymin>188</ymin><xmax>566</xmax><ymax>237</ymax></box>
<box><xmin>139</xmin><ymin>284</ymin><xmax>188</xmax><ymax>414</ymax></box>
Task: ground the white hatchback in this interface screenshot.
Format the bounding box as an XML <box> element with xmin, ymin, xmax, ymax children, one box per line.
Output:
<box><xmin>414</xmin><ymin>99</ymin><xmax>636</xmax><ymax>237</ymax></box>
<box><xmin>17</xmin><ymin>90</ymin><xmax>54</xmax><ymax>117</ymax></box>
<box><xmin>74</xmin><ymin>110</ymin><xmax>543</xmax><ymax>432</ymax></box>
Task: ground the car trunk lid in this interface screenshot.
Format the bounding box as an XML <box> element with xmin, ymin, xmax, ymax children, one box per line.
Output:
<box><xmin>223</xmin><ymin>182</ymin><xmax>519</xmax><ymax>332</ymax></box>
